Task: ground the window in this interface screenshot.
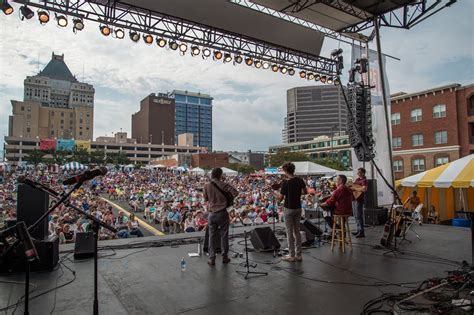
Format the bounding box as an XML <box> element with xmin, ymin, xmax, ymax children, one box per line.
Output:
<box><xmin>26</xmin><ymin>127</ymin><xmax>31</xmax><ymax>133</ymax></box>
<box><xmin>435</xmin><ymin>131</ymin><xmax>448</xmax><ymax>144</ymax></box>
<box><xmin>392</xmin><ymin>137</ymin><xmax>402</xmax><ymax>149</ymax></box>
<box><xmin>412</xmin><ymin>134</ymin><xmax>424</xmax><ymax>146</ymax></box>
<box><xmin>412</xmin><ymin>158</ymin><xmax>425</xmax><ymax>172</ymax></box>
<box><xmin>433</xmin><ymin>104</ymin><xmax>446</xmax><ymax>118</ymax></box>
<box><xmin>391</xmin><ymin>113</ymin><xmax>401</xmax><ymax>125</ymax></box>
<box><xmin>410</xmin><ymin>108</ymin><xmax>422</xmax><ymax>122</ymax></box>
<box><xmin>61</xmin><ymin>112</ymin><xmax>64</xmax><ymax>117</ymax></box>
<box><xmin>435</xmin><ymin>157</ymin><xmax>449</xmax><ymax>166</ymax></box>
<box><xmin>393</xmin><ymin>160</ymin><xmax>403</xmax><ymax>172</ymax></box>
<box><xmin>21</xmin><ymin>106</ymin><xmax>25</xmax><ymax>111</ymax></box>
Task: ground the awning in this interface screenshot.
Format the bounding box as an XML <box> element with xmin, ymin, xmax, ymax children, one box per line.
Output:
<box><xmin>61</xmin><ymin>161</ymin><xmax>88</xmax><ymax>170</ymax></box>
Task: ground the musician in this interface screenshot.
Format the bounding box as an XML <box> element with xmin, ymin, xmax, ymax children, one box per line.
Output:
<box><xmin>352</xmin><ymin>168</ymin><xmax>368</xmax><ymax>238</ymax></box>
<box><xmin>278</xmin><ymin>162</ymin><xmax>307</xmax><ymax>262</ymax></box>
<box><xmin>320</xmin><ymin>175</ymin><xmax>353</xmax><ymax>227</ymax></box>
<box><xmin>203</xmin><ymin>168</ymin><xmax>238</xmax><ymax>266</ymax></box>
<box><xmin>403</xmin><ymin>190</ymin><xmax>421</xmax><ymax>211</ymax></box>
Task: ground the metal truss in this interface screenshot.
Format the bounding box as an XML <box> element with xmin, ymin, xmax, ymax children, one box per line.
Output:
<box><xmin>11</xmin><ymin>0</ymin><xmax>338</xmax><ymax>76</ymax></box>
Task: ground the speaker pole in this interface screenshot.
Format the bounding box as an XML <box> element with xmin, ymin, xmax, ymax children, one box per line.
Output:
<box><xmin>236</xmin><ymin>231</ymin><xmax>268</xmax><ymax>279</ymax></box>
<box><xmin>24</xmin><ymin>260</ymin><xmax>30</xmax><ymax>315</ymax></box>
<box><xmin>93</xmin><ymin>222</ymin><xmax>99</xmax><ymax>315</ymax></box>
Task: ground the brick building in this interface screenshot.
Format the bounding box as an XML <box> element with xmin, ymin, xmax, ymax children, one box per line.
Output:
<box><xmin>391</xmin><ymin>83</ymin><xmax>474</xmax><ymax>180</ymax></box>
<box><xmin>191</xmin><ymin>152</ymin><xmax>229</xmax><ymax>169</ymax></box>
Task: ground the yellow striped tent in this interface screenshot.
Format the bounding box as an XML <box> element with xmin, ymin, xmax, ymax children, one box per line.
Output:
<box><xmin>396</xmin><ymin>154</ymin><xmax>474</xmax><ymax>221</ymax></box>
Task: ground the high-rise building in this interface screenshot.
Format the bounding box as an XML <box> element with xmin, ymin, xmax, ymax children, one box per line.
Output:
<box><xmin>170</xmin><ymin>90</ymin><xmax>213</xmax><ymax>151</ymax></box>
<box><xmin>8</xmin><ymin>53</ymin><xmax>95</xmax><ymax>140</ymax></box>
<box><xmin>285</xmin><ymin>85</ymin><xmax>347</xmax><ymax>143</ymax></box>
<box><xmin>132</xmin><ymin>93</ymin><xmax>175</xmax><ymax>145</ymax></box>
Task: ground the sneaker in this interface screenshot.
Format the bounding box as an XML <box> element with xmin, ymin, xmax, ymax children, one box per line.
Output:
<box><xmin>207</xmin><ymin>259</ymin><xmax>215</xmax><ymax>266</ymax></box>
<box><xmin>222</xmin><ymin>256</ymin><xmax>231</xmax><ymax>264</ymax></box>
<box><xmin>352</xmin><ymin>231</ymin><xmax>359</xmax><ymax>236</ymax></box>
<box><xmin>295</xmin><ymin>256</ymin><xmax>303</xmax><ymax>262</ymax></box>
<box><xmin>282</xmin><ymin>255</ymin><xmax>296</xmax><ymax>262</ymax></box>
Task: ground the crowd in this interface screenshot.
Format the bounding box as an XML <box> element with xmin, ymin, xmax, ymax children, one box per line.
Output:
<box><xmin>0</xmin><ymin>167</ymin><xmax>337</xmax><ymax>244</ymax></box>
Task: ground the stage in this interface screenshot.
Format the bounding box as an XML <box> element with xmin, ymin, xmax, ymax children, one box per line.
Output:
<box><xmin>0</xmin><ymin>222</ymin><xmax>471</xmax><ymax>314</ymax></box>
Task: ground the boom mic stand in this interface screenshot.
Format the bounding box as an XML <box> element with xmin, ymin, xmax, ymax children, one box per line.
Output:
<box><xmin>236</xmin><ymin>231</ymin><xmax>268</xmax><ymax>279</ymax></box>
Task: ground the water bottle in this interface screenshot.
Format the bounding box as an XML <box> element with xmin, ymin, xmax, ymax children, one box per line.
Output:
<box><xmin>180</xmin><ymin>257</ymin><xmax>187</xmax><ymax>271</ymax></box>
<box><xmin>197</xmin><ymin>239</ymin><xmax>202</xmax><ymax>256</ymax></box>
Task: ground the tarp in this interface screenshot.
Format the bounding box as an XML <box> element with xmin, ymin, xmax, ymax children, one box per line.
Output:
<box><xmin>222</xmin><ymin>167</ymin><xmax>238</xmax><ymax>176</ymax></box>
<box><xmin>75</xmin><ymin>140</ymin><xmax>91</xmax><ymax>153</ymax></box>
<box><xmin>56</xmin><ymin>139</ymin><xmax>75</xmax><ymax>151</ymax></box>
<box><xmin>61</xmin><ymin>161</ymin><xmax>88</xmax><ymax>170</ymax></box>
<box><xmin>39</xmin><ymin>138</ymin><xmax>56</xmax><ymax>151</ymax></box>
<box><xmin>265</xmin><ymin>167</ymin><xmax>284</xmax><ymax>175</ymax></box>
<box><xmin>190</xmin><ymin>167</ymin><xmax>205</xmax><ymax>174</ymax></box>
<box><xmin>291</xmin><ymin>161</ymin><xmax>337</xmax><ymax>176</ymax></box>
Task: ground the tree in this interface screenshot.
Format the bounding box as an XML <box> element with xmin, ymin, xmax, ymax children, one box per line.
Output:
<box><xmin>23</xmin><ymin>149</ymin><xmax>46</xmax><ymax>166</ymax></box>
<box><xmin>269</xmin><ymin>150</ymin><xmax>310</xmax><ymax>167</ymax></box>
<box><xmin>106</xmin><ymin>151</ymin><xmax>130</xmax><ymax>165</ymax></box>
<box><xmin>228</xmin><ymin>163</ymin><xmax>257</xmax><ymax>174</ymax></box>
<box><xmin>90</xmin><ymin>150</ymin><xmax>106</xmax><ymax>165</ymax></box>
<box><xmin>72</xmin><ymin>148</ymin><xmax>90</xmax><ymax>164</ymax></box>
<box><xmin>312</xmin><ymin>158</ymin><xmax>349</xmax><ymax>171</ymax></box>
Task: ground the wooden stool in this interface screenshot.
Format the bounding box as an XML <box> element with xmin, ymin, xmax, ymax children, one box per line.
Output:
<box><xmin>331</xmin><ymin>215</ymin><xmax>352</xmax><ymax>253</ymax></box>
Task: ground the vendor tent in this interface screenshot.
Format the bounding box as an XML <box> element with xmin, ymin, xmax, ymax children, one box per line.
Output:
<box><xmin>222</xmin><ymin>167</ymin><xmax>238</xmax><ymax>176</ymax></box>
<box><xmin>190</xmin><ymin>167</ymin><xmax>205</xmax><ymax>175</ymax></box>
<box><xmin>291</xmin><ymin>161</ymin><xmax>337</xmax><ymax>176</ymax></box>
<box><xmin>396</xmin><ymin>154</ymin><xmax>474</xmax><ymax>221</ymax></box>
<box><xmin>61</xmin><ymin>161</ymin><xmax>88</xmax><ymax>170</ymax></box>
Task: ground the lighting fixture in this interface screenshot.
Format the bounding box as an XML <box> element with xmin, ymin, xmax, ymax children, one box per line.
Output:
<box><xmin>1</xmin><ymin>1</ymin><xmax>13</xmax><ymax>15</ymax></box>
<box><xmin>288</xmin><ymin>68</ymin><xmax>295</xmax><ymax>76</ymax></box>
<box><xmin>254</xmin><ymin>60</ymin><xmax>262</xmax><ymax>68</ymax></box>
<box><xmin>73</xmin><ymin>18</ymin><xmax>84</xmax><ymax>32</ymax></box>
<box><xmin>280</xmin><ymin>66</ymin><xmax>287</xmax><ymax>74</ymax></box>
<box><xmin>56</xmin><ymin>14</ymin><xmax>67</xmax><ymax>27</ymax></box>
<box><xmin>262</xmin><ymin>62</ymin><xmax>270</xmax><ymax>69</ymax></box>
<box><xmin>245</xmin><ymin>57</ymin><xmax>253</xmax><ymax>66</ymax></box>
<box><xmin>179</xmin><ymin>43</ymin><xmax>188</xmax><ymax>53</ymax></box>
<box><xmin>327</xmin><ymin>76</ymin><xmax>334</xmax><ymax>84</ymax></box>
<box><xmin>320</xmin><ymin>75</ymin><xmax>327</xmax><ymax>83</ymax></box>
<box><xmin>202</xmin><ymin>48</ymin><xmax>211</xmax><ymax>58</ymax></box>
<box><xmin>333</xmin><ymin>77</ymin><xmax>341</xmax><ymax>85</ymax></box>
<box><xmin>308</xmin><ymin>73</ymin><xmax>315</xmax><ymax>80</ymax></box>
<box><xmin>114</xmin><ymin>28</ymin><xmax>125</xmax><ymax>39</ymax></box>
<box><xmin>20</xmin><ymin>5</ymin><xmax>34</xmax><ymax>20</ymax></box>
<box><xmin>129</xmin><ymin>31</ymin><xmax>140</xmax><ymax>42</ymax></box>
<box><xmin>100</xmin><ymin>25</ymin><xmax>111</xmax><ymax>36</ymax></box>
<box><xmin>214</xmin><ymin>51</ymin><xmax>223</xmax><ymax>60</ymax></box>
<box><xmin>314</xmin><ymin>74</ymin><xmax>321</xmax><ymax>81</ymax></box>
<box><xmin>271</xmin><ymin>64</ymin><xmax>279</xmax><ymax>72</ymax></box>
<box><xmin>143</xmin><ymin>34</ymin><xmax>153</xmax><ymax>45</ymax></box>
<box><xmin>38</xmin><ymin>11</ymin><xmax>49</xmax><ymax>24</ymax></box>
<box><xmin>299</xmin><ymin>71</ymin><xmax>306</xmax><ymax>79</ymax></box>
<box><xmin>156</xmin><ymin>37</ymin><xmax>166</xmax><ymax>47</ymax></box>
<box><xmin>223</xmin><ymin>53</ymin><xmax>232</xmax><ymax>63</ymax></box>
<box><xmin>191</xmin><ymin>46</ymin><xmax>200</xmax><ymax>56</ymax></box>
<box><xmin>169</xmin><ymin>41</ymin><xmax>178</xmax><ymax>50</ymax></box>
<box><xmin>234</xmin><ymin>55</ymin><xmax>243</xmax><ymax>64</ymax></box>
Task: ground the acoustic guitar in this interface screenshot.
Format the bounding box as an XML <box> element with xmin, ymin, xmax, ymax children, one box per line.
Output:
<box><xmin>348</xmin><ymin>184</ymin><xmax>364</xmax><ymax>200</ymax></box>
<box><xmin>380</xmin><ymin>206</ymin><xmax>397</xmax><ymax>247</ymax></box>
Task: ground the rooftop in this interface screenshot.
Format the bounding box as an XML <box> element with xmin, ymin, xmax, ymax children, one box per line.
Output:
<box><xmin>37</xmin><ymin>52</ymin><xmax>78</xmax><ymax>82</ymax></box>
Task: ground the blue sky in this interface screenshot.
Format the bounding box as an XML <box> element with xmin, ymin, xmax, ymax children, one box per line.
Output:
<box><xmin>0</xmin><ymin>1</ymin><xmax>472</xmax><ymax>156</ymax></box>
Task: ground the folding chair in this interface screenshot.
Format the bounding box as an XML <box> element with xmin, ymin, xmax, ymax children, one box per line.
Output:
<box><xmin>404</xmin><ymin>203</ymin><xmax>423</xmax><ymax>240</ymax></box>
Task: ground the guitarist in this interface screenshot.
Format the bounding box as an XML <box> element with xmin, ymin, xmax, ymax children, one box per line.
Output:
<box><xmin>351</xmin><ymin>168</ymin><xmax>368</xmax><ymax>238</ymax></box>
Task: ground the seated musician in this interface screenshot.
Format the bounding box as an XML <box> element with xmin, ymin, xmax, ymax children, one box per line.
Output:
<box><xmin>320</xmin><ymin>175</ymin><xmax>353</xmax><ymax>230</ymax></box>
<box><xmin>403</xmin><ymin>191</ymin><xmax>421</xmax><ymax>211</ymax></box>
<box><xmin>427</xmin><ymin>205</ymin><xmax>438</xmax><ymax>224</ymax></box>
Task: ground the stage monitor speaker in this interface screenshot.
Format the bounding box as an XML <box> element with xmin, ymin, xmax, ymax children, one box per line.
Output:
<box><xmin>364</xmin><ymin>179</ymin><xmax>378</xmax><ymax>209</ymax></box>
<box><xmin>203</xmin><ymin>227</ymin><xmax>221</xmax><ymax>253</ymax></box>
<box><xmin>74</xmin><ymin>232</ymin><xmax>94</xmax><ymax>260</ymax></box>
<box><xmin>302</xmin><ymin>220</ymin><xmax>323</xmax><ymax>237</ymax></box>
<box><xmin>0</xmin><ymin>236</ymin><xmax>59</xmax><ymax>273</ymax></box>
<box><xmin>17</xmin><ymin>183</ymin><xmax>49</xmax><ymax>240</ymax></box>
<box><xmin>304</xmin><ymin>209</ymin><xmax>320</xmax><ymax>220</ymax></box>
<box><xmin>365</xmin><ymin>207</ymin><xmax>388</xmax><ymax>226</ymax></box>
<box><xmin>250</xmin><ymin>227</ymin><xmax>280</xmax><ymax>251</ymax></box>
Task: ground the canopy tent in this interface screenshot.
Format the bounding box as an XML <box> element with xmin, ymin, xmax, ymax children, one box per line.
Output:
<box><xmin>152</xmin><ymin>164</ymin><xmax>167</xmax><ymax>169</ymax></box>
<box><xmin>396</xmin><ymin>155</ymin><xmax>474</xmax><ymax>221</ymax></box>
<box><xmin>291</xmin><ymin>161</ymin><xmax>337</xmax><ymax>176</ymax></box>
<box><xmin>222</xmin><ymin>167</ymin><xmax>238</xmax><ymax>176</ymax></box>
<box><xmin>190</xmin><ymin>167</ymin><xmax>205</xmax><ymax>175</ymax></box>
<box><xmin>61</xmin><ymin>161</ymin><xmax>88</xmax><ymax>170</ymax></box>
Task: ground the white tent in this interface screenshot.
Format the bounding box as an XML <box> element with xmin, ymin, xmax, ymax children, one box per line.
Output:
<box><xmin>61</xmin><ymin>161</ymin><xmax>88</xmax><ymax>170</ymax></box>
<box><xmin>190</xmin><ymin>167</ymin><xmax>205</xmax><ymax>175</ymax></box>
<box><xmin>222</xmin><ymin>167</ymin><xmax>238</xmax><ymax>176</ymax></box>
<box><xmin>291</xmin><ymin>161</ymin><xmax>337</xmax><ymax>176</ymax></box>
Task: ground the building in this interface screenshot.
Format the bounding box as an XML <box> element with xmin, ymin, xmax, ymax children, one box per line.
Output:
<box><xmin>152</xmin><ymin>153</ymin><xmax>193</xmax><ymax>168</ymax></box>
<box><xmin>177</xmin><ymin>133</ymin><xmax>194</xmax><ymax>146</ymax></box>
<box><xmin>228</xmin><ymin>151</ymin><xmax>265</xmax><ymax>169</ymax></box>
<box><xmin>170</xmin><ymin>90</ymin><xmax>213</xmax><ymax>150</ymax></box>
<box><xmin>191</xmin><ymin>152</ymin><xmax>228</xmax><ymax>169</ymax></box>
<box><xmin>390</xmin><ymin>83</ymin><xmax>474</xmax><ymax>179</ymax></box>
<box><xmin>268</xmin><ymin>134</ymin><xmax>352</xmax><ymax>167</ymax></box>
<box><xmin>132</xmin><ymin>93</ymin><xmax>175</xmax><ymax>145</ymax></box>
<box><xmin>285</xmin><ymin>85</ymin><xmax>347</xmax><ymax>143</ymax></box>
<box><xmin>8</xmin><ymin>53</ymin><xmax>95</xmax><ymax>141</ymax></box>
<box><xmin>95</xmin><ymin>131</ymin><xmax>136</xmax><ymax>144</ymax></box>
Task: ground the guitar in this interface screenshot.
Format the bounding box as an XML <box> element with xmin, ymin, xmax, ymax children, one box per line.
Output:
<box><xmin>348</xmin><ymin>184</ymin><xmax>364</xmax><ymax>200</ymax></box>
<box><xmin>380</xmin><ymin>206</ymin><xmax>397</xmax><ymax>247</ymax></box>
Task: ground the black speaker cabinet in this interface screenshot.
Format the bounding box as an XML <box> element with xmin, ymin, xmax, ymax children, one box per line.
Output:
<box><xmin>364</xmin><ymin>179</ymin><xmax>378</xmax><ymax>209</ymax></box>
<box><xmin>302</xmin><ymin>220</ymin><xmax>323</xmax><ymax>237</ymax></box>
<box><xmin>0</xmin><ymin>235</ymin><xmax>59</xmax><ymax>273</ymax></box>
<box><xmin>250</xmin><ymin>227</ymin><xmax>281</xmax><ymax>251</ymax></box>
<box><xmin>203</xmin><ymin>227</ymin><xmax>221</xmax><ymax>253</ymax></box>
<box><xmin>74</xmin><ymin>232</ymin><xmax>95</xmax><ymax>260</ymax></box>
<box><xmin>17</xmin><ymin>184</ymin><xmax>49</xmax><ymax>240</ymax></box>
<box><xmin>365</xmin><ymin>207</ymin><xmax>388</xmax><ymax>226</ymax></box>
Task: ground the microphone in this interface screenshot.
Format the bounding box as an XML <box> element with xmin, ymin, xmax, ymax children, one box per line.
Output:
<box><xmin>15</xmin><ymin>221</ymin><xmax>39</xmax><ymax>262</ymax></box>
<box><xmin>63</xmin><ymin>167</ymin><xmax>108</xmax><ymax>185</ymax></box>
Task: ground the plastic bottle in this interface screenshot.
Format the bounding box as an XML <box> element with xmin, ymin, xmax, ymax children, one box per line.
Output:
<box><xmin>181</xmin><ymin>257</ymin><xmax>186</xmax><ymax>271</ymax></box>
<box><xmin>197</xmin><ymin>239</ymin><xmax>202</xmax><ymax>256</ymax></box>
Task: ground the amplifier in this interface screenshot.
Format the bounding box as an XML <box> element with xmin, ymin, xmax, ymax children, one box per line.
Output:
<box><xmin>365</xmin><ymin>207</ymin><xmax>388</xmax><ymax>226</ymax></box>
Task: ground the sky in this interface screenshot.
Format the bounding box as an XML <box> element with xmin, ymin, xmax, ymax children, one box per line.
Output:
<box><xmin>0</xmin><ymin>1</ymin><xmax>473</xmax><ymax>156</ymax></box>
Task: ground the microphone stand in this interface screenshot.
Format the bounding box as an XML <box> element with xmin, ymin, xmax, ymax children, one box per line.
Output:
<box><xmin>236</xmin><ymin>231</ymin><xmax>268</xmax><ymax>279</ymax></box>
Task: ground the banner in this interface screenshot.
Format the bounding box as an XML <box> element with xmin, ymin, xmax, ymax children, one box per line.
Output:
<box><xmin>75</xmin><ymin>140</ymin><xmax>91</xmax><ymax>152</ymax></box>
<box><xmin>56</xmin><ymin>139</ymin><xmax>75</xmax><ymax>151</ymax></box>
<box><xmin>351</xmin><ymin>45</ymin><xmax>393</xmax><ymax>206</ymax></box>
<box><xmin>39</xmin><ymin>138</ymin><xmax>56</xmax><ymax>151</ymax></box>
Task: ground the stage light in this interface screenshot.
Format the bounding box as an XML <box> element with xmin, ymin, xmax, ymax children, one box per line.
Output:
<box><xmin>299</xmin><ymin>71</ymin><xmax>306</xmax><ymax>79</ymax></box>
<box><xmin>73</xmin><ymin>18</ymin><xmax>84</xmax><ymax>32</ymax></box>
<box><xmin>234</xmin><ymin>55</ymin><xmax>243</xmax><ymax>64</ymax></box>
<box><xmin>143</xmin><ymin>34</ymin><xmax>153</xmax><ymax>45</ymax></box>
<box><xmin>191</xmin><ymin>46</ymin><xmax>200</xmax><ymax>56</ymax></box>
<box><xmin>38</xmin><ymin>11</ymin><xmax>49</xmax><ymax>24</ymax></box>
<box><xmin>56</xmin><ymin>14</ymin><xmax>67</xmax><ymax>27</ymax></box>
<box><xmin>255</xmin><ymin>60</ymin><xmax>262</xmax><ymax>68</ymax></box>
<box><xmin>129</xmin><ymin>31</ymin><xmax>140</xmax><ymax>42</ymax></box>
<box><xmin>214</xmin><ymin>51</ymin><xmax>223</xmax><ymax>60</ymax></box>
<box><xmin>224</xmin><ymin>53</ymin><xmax>232</xmax><ymax>63</ymax></box>
<box><xmin>271</xmin><ymin>64</ymin><xmax>279</xmax><ymax>72</ymax></box>
<box><xmin>202</xmin><ymin>48</ymin><xmax>211</xmax><ymax>58</ymax></box>
<box><xmin>320</xmin><ymin>75</ymin><xmax>327</xmax><ymax>83</ymax></box>
<box><xmin>262</xmin><ymin>62</ymin><xmax>270</xmax><ymax>69</ymax></box>
<box><xmin>288</xmin><ymin>68</ymin><xmax>295</xmax><ymax>76</ymax></box>
<box><xmin>169</xmin><ymin>41</ymin><xmax>178</xmax><ymax>50</ymax></box>
<box><xmin>1</xmin><ymin>1</ymin><xmax>13</xmax><ymax>15</ymax></box>
<box><xmin>100</xmin><ymin>25</ymin><xmax>111</xmax><ymax>36</ymax></box>
<box><xmin>114</xmin><ymin>28</ymin><xmax>125</xmax><ymax>39</ymax></box>
<box><xmin>333</xmin><ymin>77</ymin><xmax>341</xmax><ymax>85</ymax></box>
<box><xmin>280</xmin><ymin>66</ymin><xmax>287</xmax><ymax>74</ymax></box>
<box><xmin>156</xmin><ymin>37</ymin><xmax>166</xmax><ymax>47</ymax></box>
<box><xmin>327</xmin><ymin>76</ymin><xmax>334</xmax><ymax>84</ymax></box>
<box><xmin>20</xmin><ymin>5</ymin><xmax>34</xmax><ymax>20</ymax></box>
<box><xmin>314</xmin><ymin>74</ymin><xmax>321</xmax><ymax>81</ymax></box>
<box><xmin>178</xmin><ymin>42</ymin><xmax>187</xmax><ymax>53</ymax></box>
<box><xmin>308</xmin><ymin>73</ymin><xmax>315</xmax><ymax>80</ymax></box>
<box><xmin>245</xmin><ymin>57</ymin><xmax>253</xmax><ymax>66</ymax></box>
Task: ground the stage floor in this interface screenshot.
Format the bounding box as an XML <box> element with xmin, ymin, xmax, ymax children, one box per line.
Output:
<box><xmin>0</xmin><ymin>223</ymin><xmax>471</xmax><ymax>314</ymax></box>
